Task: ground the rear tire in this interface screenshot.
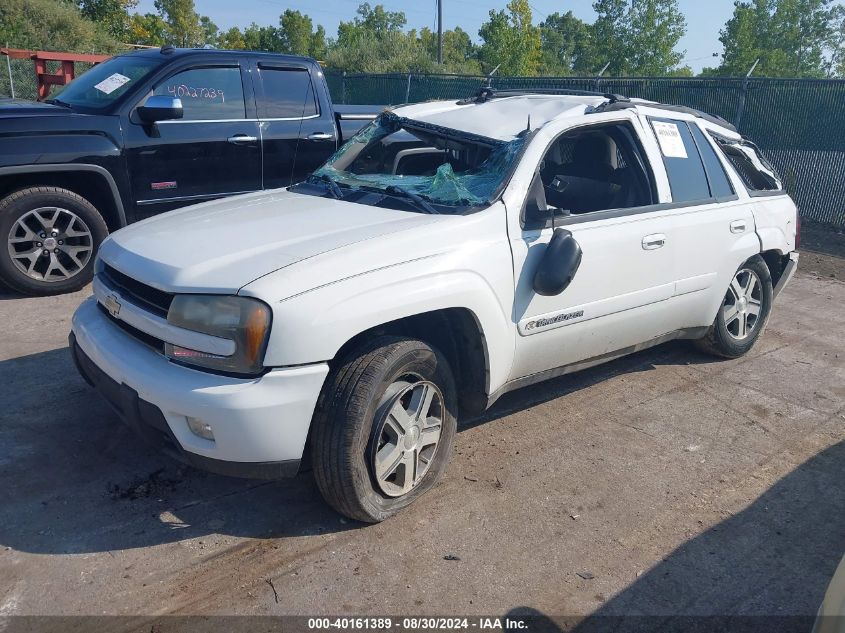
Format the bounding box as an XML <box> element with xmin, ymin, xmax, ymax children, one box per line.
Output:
<box><xmin>311</xmin><ymin>336</ymin><xmax>457</xmax><ymax>523</ymax></box>
<box><xmin>694</xmin><ymin>255</ymin><xmax>773</xmax><ymax>359</ymax></box>
<box><xmin>0</xmin><ymin>187</ymin><xmax>108</xmax><ymax>296</ymax></box>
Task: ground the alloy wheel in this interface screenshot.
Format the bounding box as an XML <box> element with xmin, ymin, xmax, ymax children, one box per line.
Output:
<box><xmin>371</xmin><ymin>378</ymin><xmax>444</xmax><ymax>497</ymax></box>
<box><xmin>7</xmin><ymin>207</ymin><xmax>93</xmax><ymax>282</ymax></box>
<box><xmin>723</xmin><ymin>268</ymin><xmax>763</xmax><ymax>340</ymax></box>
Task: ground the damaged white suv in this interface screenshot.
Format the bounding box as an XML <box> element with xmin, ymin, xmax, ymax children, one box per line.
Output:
<box><xmin>70</xmin><ymin>89</ymin><xmax>799</xmax><ymax>522</ymax></box>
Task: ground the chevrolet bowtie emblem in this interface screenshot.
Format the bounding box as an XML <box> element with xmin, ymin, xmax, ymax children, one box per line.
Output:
<box><xmin>104</xmin><ymin>294</ymin><xmax>121</xmax><ymax>318</ymax></box>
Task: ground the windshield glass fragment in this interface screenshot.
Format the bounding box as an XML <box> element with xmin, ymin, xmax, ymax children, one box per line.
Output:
<box><xmin>303</xmin><ymin>112</ymin><xmax>527</xmax><ymax>211</ymax></box>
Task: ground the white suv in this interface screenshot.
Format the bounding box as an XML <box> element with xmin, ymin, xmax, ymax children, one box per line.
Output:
<box><xmin>70</xmin><ymin>89</ymin><xmax>799</xmax><ymax>522</ymax></box>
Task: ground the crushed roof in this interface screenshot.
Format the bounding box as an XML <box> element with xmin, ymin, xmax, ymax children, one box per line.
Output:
<box><xmin>392</xmin><ymin>94</ymin><xmax>607</xmax><ymax>142</ymax></box>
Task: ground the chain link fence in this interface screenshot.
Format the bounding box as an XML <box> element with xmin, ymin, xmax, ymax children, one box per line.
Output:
<box><xmin>328</xmin><ymin>72</ymin><xmax>845</xmax><ymax>228</ymax></box>
<box><xmin>2</xmin><ymin>60</ymin><xmax>844</xmax><ymax>228</ymax></box>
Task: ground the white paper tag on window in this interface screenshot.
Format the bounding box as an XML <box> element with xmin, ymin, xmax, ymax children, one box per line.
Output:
<box><xmin>652</xmin><ymin>121</ymin><xmax>688</xmax><ymax>159</ymax></box>
<box><xmin>94</xmin><ymin>73</ymin><xmax>131</xmax><ymax>95</ymax></box>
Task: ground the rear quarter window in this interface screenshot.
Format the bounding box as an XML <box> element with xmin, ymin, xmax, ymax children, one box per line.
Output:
<box><xmin>709</xmin><ymin>133</ymin><xmax>783</xmax><ymax>194</ymax></box>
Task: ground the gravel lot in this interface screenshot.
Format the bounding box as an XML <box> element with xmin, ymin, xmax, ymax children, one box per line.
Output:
<box><xmin>1</xmin><ymin>257</ymin><xmax>843</xmax><ymax>622</ymax></box>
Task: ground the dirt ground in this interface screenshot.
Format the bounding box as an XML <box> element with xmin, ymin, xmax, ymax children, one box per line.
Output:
<box><xmin>0</xmin><ymin>254</ymin><xmax>843</xmax><ymax>624</ymax></box>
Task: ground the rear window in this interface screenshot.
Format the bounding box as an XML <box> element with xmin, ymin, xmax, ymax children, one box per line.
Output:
<box><xmin>709</xmin><ymin>133</ymin><xmax>783</xmax><ymax>193</ymax></box>
<box><xmin>256</xmin><ymin>66</ymin><xmax>318</xmax><ymax>119</ymax></box>
<box><xmin>649</xmin><ymin>118</ymin><xmax>711</xmax><ymax>203</ymax></box>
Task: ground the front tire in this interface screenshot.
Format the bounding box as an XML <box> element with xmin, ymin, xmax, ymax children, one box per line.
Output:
<box><xmin>694</xmin><ymin>255</ymin><xmax>773</xmax><ymax>359</ymax></box>
<box><xmin>311</xmin><ymin>336</ymin><xmax>457</xmax><ymax>523</ymax></box>
<box><xmin>0</xmin><ymin>187</ymin><xmax>108</xmax><ymax>296</ymax></box>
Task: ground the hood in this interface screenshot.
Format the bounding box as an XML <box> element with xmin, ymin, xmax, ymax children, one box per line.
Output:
<box><xmin>99</xmin><ymin>189</ymin><xmax>440</xmax><ymax>294</ymax></box>
<box><xmin>0</xmin><ymin>99</ymin><xmax>73</xmax><ymax>118</ymax></box>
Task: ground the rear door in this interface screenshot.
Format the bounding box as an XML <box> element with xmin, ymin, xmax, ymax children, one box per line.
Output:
<box><xmin>254</xmin><ymin>62</ymin><xmax>337</xmax><ymax>189</ymax></box>
<box><xmin>642</xmin><ymin>115</ymin><xmax>758</xmax><ymax>329</ymax></box>
<box><xmin>124</xmin><ymin>60</ymin><xmax>261</xmax><ymax>218</ymax></box>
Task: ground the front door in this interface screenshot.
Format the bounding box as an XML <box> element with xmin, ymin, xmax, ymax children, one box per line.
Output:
<box><xmin>125</xmin><ymin>62</ymin><xmax>261</xmax><ymax>218</ymax></box>
<box><xmin>507</xmin><ymin>119</ymin><xmax>679</xmax><ymax>380</ymax></box>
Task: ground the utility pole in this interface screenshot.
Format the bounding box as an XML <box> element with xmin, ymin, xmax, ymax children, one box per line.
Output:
<box><xmin>437</xmin><ymin>0</ymin><xmax>443</xmax><ymax>65</ymax></box>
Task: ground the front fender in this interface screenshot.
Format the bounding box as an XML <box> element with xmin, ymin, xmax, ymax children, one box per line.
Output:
<box><xmin>253</xmin><ymin>260</ymin><xmax>516</xmax><ymax>395</ymax></box>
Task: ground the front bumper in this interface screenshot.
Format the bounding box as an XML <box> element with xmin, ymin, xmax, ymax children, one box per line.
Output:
<box><xmin>70</xmin><ymin>296</ymin><xmax>329</xmax><ymax>479</ymax></box>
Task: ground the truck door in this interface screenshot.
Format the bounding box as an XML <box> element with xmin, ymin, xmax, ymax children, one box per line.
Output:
<box><xmin>506</xmin><ymin>117</ymin><xmax>680</xmax><ymax>380</ymax></box>
<box><xmin>254</xmin><ymin>63</ymin><xmax>337</xmax><ymax>189</ymax></box>
<box><xmin>124</xmin><ymin>60</ymin><xmax>261</xmax><ymax>218</ymax></box>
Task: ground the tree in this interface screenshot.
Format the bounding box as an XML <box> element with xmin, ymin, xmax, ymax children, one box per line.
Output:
<box><xmin>327</xmin><ymin>3</ymin><xmax>435</xmax><ymax>73</ymax></box>
<box><xmin>153</xmin><ymin>0</ymin><xmax>215</xmax><ymax>48</ymax></box>
<box><xmin>278</xmin><ymin>10</ymin><xmax>327</xmax><ymax>58</ymax></box>
<box><xmin>538</xmin><ymin>11</ymin><xmax>594</xmax><ymax>75</ymax></box>
<box><xmin>127</xmin><ymin>12</ymin><xmax>167</xmax><ymax>46</ymax></box>
<box><xmin>419</xmin><ymin>26</ymin><xmax>481</xmax><ymax>74</ymax></box>
<box><xmin>591</xmin><ymin>0</ymin><xmax>629</xmax><ymax>75</ymax></box>
<box><xmin>0</xmin><ymin>0</ymin><xmax>120</xmax><ymax>53</ymax></box>
<box><xmin>591</xmin><ymin>0</ymin><xmax>687</xmax><ymax>76</ymax></box>
<box><xmin>77</xmin><ymin>0</ymin><xmax>138</xmax><ymax>40</ymax></box>
<box><xmin>626</xmin><ymin>0</ymin><xmax>686</xmax><ymax>75</ymax></box>
<box><xmin>713</xmin><ymin>0</ymin><xmax>835</xmax><ymax>77</ymax></box>
<box><xmin>242</xmin><ymin>23</ymin><xmax>282</xmax><ymax>51</ymax></box>
<box><xmin>217</xmin><ymin>26</ymin><xmax>246</xmax><ymax>50</ymax></box>
<box><xmin>478</xmin><ymin>0</ymin><xmax>542</xmax><ymax>76</ymax></box>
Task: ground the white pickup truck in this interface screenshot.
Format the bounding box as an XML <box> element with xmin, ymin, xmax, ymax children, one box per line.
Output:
<box><xmin>70</xmin><ymin>88</ymin><xmax>799</xmax><ymax>522</ymax></box>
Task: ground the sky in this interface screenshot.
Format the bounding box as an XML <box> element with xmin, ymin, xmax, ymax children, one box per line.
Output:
<box><xmin>134</xmin><ymin>0</ymin><xmax>736</xmax><ymax>73</ymax></box>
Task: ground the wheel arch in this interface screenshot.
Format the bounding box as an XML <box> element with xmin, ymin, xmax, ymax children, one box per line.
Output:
<box><xmin>331</xmin><ymin>307</ymin><xmax>491</xmax><ymax>418</ymax></box>
<box><xmin>0</xmin><ymin>165</ymin><xmax>126</xmax><ymax>232</ymax></box>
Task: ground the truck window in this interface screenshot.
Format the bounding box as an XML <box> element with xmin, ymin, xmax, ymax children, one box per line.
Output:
<box><xmin>649</xmin><ymin>118</ymin><xmax>711</xmax><ymax>203</ymax></box>
<box><xmin>538</xmin><ymin>122</ymin><xmax>655</xmax><ymax>214</ymax></box>
<box><xmin>689</xmin><ymin>124</ymin><xmax>734</xmax><ymax>198</ymax></box>
<box><xmin>152</xmin><ymin>66</ymin><xmax>245</xmax><ymax>121</ymax></box>
<box><xmin>709</xmin><ymin>133</ymin><xmax>783</xmax><ymax>193</ymax></box>
<box><xmin>256</xmin><ymin>67</ymin><xmax>318</xmax><ymax>119</ymax></box>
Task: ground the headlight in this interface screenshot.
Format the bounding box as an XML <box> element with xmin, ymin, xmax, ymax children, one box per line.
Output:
<box><xmin>164</xmin><ymin>295</ymin><xmax>272</xmax><ymax>376</ymax></box>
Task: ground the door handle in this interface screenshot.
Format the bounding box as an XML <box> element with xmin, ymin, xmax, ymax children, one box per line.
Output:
<box><xmin>730</xmin><ymin>219</ymin><xmax>747</xmax><ymax>233</ymax></box>
<box><xmin>307</xmin><ymin>132</ymin><xmax>334</xmax><ymax>141</ymax></box>
<box><xmin>227</xmin><ymin>134</ymin><xmax>258</xmax><ymax>144</ymax></box>
<box><xmin>642</xmin><ymin>233</ymin><xmax>666</xmax><ymax>250</ymax></box>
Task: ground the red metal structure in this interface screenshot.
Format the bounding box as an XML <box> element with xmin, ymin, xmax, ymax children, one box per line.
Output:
<box><xmin>1</xmin><ymin>48</ymin><xmax>110</xmax><ymax>100</ymax></box>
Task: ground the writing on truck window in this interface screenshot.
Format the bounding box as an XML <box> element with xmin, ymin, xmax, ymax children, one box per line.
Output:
<box><xmin>166</xmin><ymin>84</ymin><xmax>226</xmax><ymax>103</ymax></box>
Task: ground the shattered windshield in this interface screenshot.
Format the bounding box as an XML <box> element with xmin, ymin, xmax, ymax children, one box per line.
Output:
<box><xmin>297</xmin><ymin>112</ymin><xmax>528</xmax><ymax>213</ymax></box>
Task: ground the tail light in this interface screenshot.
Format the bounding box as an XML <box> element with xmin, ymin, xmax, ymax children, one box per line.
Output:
<box><xmin>795</xmin><ymin>213</ymin><xmax>801</xmax><ymax>249</ymax></box>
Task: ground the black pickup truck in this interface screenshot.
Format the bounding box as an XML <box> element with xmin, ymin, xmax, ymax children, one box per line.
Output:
<box><xmin>0</xmin><ymin>47</ymin><xmax>377</xmax><ymax>295</ymax></box>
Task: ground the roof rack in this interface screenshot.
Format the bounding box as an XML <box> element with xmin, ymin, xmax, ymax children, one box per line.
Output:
<box><xmin>457</xmin><ymin>86</ymin><xmax>630</xmax><ymax>106</ymax></box>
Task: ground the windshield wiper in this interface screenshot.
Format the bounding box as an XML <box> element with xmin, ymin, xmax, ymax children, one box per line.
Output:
<box><xmin>307</xmin><ymin>173</ymin><xmax>344</xmax><ymax>199</ymax></box>
<box><xmin>45</xmin><ymin>98</ymin><xmax>72</xmax><ymax>108</ymax></box>
<box><xmin>384</xmin><ymin>185</ymin><xmax>439</xmax><ymax>215</ymax></box>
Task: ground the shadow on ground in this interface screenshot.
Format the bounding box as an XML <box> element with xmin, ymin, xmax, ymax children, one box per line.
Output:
<box><xmin>500</xmin><ymin>440</ymin><xmax>843</xmax><ymax>630</ymax></box>
<box><xmin>0</xmin><ymin>338</ymin><xmax>819</xmax><ymax>565</ymax></box>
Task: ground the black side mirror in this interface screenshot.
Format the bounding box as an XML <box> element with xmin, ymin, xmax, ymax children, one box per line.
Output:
<box><xmin>533</xmin><ymin>228</ymin><xmax>583</xmax><ymax>296</ymax></box>
<box><xmin>137</xmin><ymin>95</ymin><xmax>183</xmax><ymax>124</ymax></box>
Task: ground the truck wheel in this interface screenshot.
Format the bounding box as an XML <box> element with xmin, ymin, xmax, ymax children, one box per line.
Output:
<box><xmin>311</xmin><ymin>336</ymin><xmax>457</xmax><ymax>523</ymax></box>
<box><xmin>694</xmin><ymin>255</ymin><xmax>773</xmax><ymax>359</ymax></box>
<box><xmin>0</xmin><ymin>187</ymin><xmax>108</xmax><ymax>296</ymax></box>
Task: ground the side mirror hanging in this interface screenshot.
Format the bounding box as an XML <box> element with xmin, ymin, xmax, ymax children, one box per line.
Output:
<box><xmin>533</xmin><ymin>228</ymin><xmax>583</xmax><ymax>296</ymax></box>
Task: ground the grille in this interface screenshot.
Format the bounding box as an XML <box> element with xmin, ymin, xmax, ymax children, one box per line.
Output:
<box><xmin>97</xmin><ymin>303</ymin><xmax>165</xmax><ymax>353</ymax></box>
<box><xmin>100</xmin><ymin>264</ymin><xmax>174</xmax><ymax>318</ymax></box>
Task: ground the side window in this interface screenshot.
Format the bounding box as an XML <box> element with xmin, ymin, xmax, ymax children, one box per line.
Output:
<box><xmin>649</xmin><ymin>118</ymin><xmax>710</xmax><ymax>203</ymax></box>
<box><xmin>152</xmin><ymin>66</ymin><xmax>245</xmax><ymax>121</ymax></box>
<box><xmin>689</xmin><ymin>124</ymin><xmax>734</xmax><ymax>198</ymax></box>
<box><xmin>709</xmin><ymin>133</ymin><xmax>783</xmax><ymax>193</ymax></box>
<box><xmin>257</xmin><ymin>67</ymin><xmax>318</xmax><ymax>119</ymax></box>
<box><xmin>537</xmin><ymin>123</ymin><xmax>655</xmax><ymax>215</ymax></box>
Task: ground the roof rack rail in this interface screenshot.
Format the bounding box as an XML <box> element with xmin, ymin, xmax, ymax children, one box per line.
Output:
<box><xmin>457</xmin><ymin>86</ymin><xmax>629</xmax><ymax>106</ymax></box>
